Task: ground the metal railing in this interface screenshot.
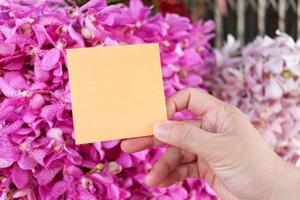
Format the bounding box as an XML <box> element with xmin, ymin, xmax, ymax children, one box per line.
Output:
<box><xmin>181</xmin><ymin>0</ymin><xmax>300</xmax><ymax>47</ymax></box>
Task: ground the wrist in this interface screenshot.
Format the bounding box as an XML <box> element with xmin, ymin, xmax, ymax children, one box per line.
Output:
<box><xmin>269</xmin><ymin>159</ymin><xmax>300</xmax><ymax>200</ymax></box>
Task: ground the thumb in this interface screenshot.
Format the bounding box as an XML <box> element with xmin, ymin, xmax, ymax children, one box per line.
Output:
<box><xmin>153</xmin><ymin>121</ymin><xmax>217</xmax><ymax>156</ymax></box>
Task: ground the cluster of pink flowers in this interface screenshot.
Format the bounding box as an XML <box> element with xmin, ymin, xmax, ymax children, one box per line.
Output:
<box><xmin>211</xmin><ymin>33</ymin><xmax>300</xmax><ymax>166</ymax></box>
<box><xmin>0</xmin><ymin>0</ymin><xmax>215</xmax><ymax>199</ymax></box>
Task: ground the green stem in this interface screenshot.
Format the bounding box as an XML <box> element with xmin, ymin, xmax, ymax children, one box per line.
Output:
<box><xmin>107</xmin><ymin>0</ymin><xmax>128</xmax><ymax>5</ymax></box>
<box><xmin>76</xmin><ymin>0</ymin><xmax>89</xmax><ymax>6</ymax></box>
<box><xmin>151</xmin><ymin>0</ymin><xmax>160</xmax><ymax>15</ymax></box>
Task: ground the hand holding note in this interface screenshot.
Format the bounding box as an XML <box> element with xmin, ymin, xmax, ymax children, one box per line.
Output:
<box><xmin>122</xmin><ymin>88</ymin><xmax>300</xmax><ymax>200</ymax></box>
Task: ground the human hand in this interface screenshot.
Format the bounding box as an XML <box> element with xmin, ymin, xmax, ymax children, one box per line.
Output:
<box><xmin>121</xmin><ymin>88</ymin><xmax>300</xmax><ymax>200</ymax></box>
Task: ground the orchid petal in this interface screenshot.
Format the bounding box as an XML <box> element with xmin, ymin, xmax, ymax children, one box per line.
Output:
<box><xmin>40</xmin><ymin>48</ymin><xmax>60</xmax><ymax>71</ymax></box>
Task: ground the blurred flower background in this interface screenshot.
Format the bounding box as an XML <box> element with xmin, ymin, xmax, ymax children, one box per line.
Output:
<box><xmin>0</xmin><ymin>0</ymin><xmax>299</xmax><ymax>199</ymax></box>
<box><xmin>211</xmin><ymin>33</ymin><xmax>300</xmax><ymax>166</ymax></box>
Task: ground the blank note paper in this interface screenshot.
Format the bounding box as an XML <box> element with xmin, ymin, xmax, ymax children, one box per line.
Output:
<box><xmin>67</xmin><ymin>43</ymin><xmax>167</xmax><ymax>144</ymax></box>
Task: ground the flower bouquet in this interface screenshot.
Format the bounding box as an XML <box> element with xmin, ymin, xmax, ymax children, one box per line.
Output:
<box><xmin>211</xmin><ymin>33</ymin><xmax>300</xmax><ymax>166</ymax></box>
<box><xmin>0</xmin><ymin>0</ymin><xmax>216</xmax><ymax>199</ymax></box>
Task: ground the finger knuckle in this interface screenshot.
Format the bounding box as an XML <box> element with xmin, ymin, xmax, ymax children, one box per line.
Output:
<box><xmin>221</xmin><ymin>102</ymin><xmax>234</xmax><ymax>111</ymax></box>
<box><xmin>222</xmin><ymin>102</ymin><xmax>241</xmax><ymax>115</ymax></box>
<box><xmin>174</xmin><ymin>124</ymin><xmax>195</xmax><ymax>146</ymax></box>
<box><xmin>183</xmin><ymin>87</ymin><xmax>197</xmax><ymax>94</ymax></box>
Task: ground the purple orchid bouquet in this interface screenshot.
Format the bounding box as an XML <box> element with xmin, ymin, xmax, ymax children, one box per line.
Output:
<box><xmin>0</xmin><ymin>0</ymin><xmax>216</xmax><ymax>199</ymax></box>
<box><xmin>211</xmin><ymin>33</ymin><xmax>300</xmax><ymax>167</ymax></box>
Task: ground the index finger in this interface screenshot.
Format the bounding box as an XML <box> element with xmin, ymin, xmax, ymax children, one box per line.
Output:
<box><xmin>121</xmin><ymin>88</ymin><xmax>220</xmax><ymax>153</ymax></box>
<box><xmin>121</xmin><ymin>136</ymin><xmax>164</xmax><ymax>153</ymax></box>
<box><xmin>166</xmin><ymin>87</ymin><xmax>222</xmax><ymax>118</ymax></box>
<box><xmin>121</xmin><ymin>119</ymin><xmax>202</xmax><ymax>153</ymax></box>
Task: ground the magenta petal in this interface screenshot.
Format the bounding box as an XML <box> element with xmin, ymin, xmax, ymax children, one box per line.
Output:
<box><xmin>202</xmin><ymin>20</ymin><xmax>216</xmax><ymax>33</ymax></box>
<box><xmin>12</xmin><ymin>188</ymin><xmax>36</xmax><ymax>200</ymax></box>
<box><xmin>102</xmin><ymin>140</ymin><xmax>120</xmax><ymax>149</ymax></box>
<box><xmin>164</xmin><ymin>85</ymin><xmax>176</xmax><ymax>96</ymax></box>
<box><xmin>40</xmin><ymin>48</ymin><xmax>60</xmax><ymax>71</ymax></box>
<box><xmin>161</xmin><ymin>52</ymin><xmax>179</xmax><ymax>65</ymax></box>
<box><xmin>0</xmin><ymin>119</ymin><xmax>24</xmax><ymax>135</ymax></box>
<box><xmin>16</xmin><ymin>128</ymin><xmax>33</xmax><ymax>135</ymax></box>
<box><xmin>129</xmin><ymin>0</ymin><xmax>144</xmax><ymax>20</ymax></box>
<box><xmin>46</xmin><ymin>128</ymin><xmax>63</xmax><ymax>142</ymax></box>
<box><xmin>0</xmin><ymin>25</ymin><xmax>17</xmax><ymax>39</ymax></box>
<box><xmin>103</xmin><ymin>38</ymin><xmax>119</xmax><ymax>46</ymax></box>
<box><xmin>40</xmin><ymin>103</ymin><xmax>59</xmax><ymax>127</ymax></box>
<box><xmin>162</xmin><ymin>67</ymin><xmax>174</xmax><ymax>78</ymax></box>
<box><xmin>90</xmin><ymin>174</ymin><xmax>114</xmax><ymax>184</ymax></box>
<box><xmin>29</xmin><ymin>82</ymin><xmax>48</xmax><ymax>90</ymax></box>
<box><xmin>168</xmin><ymin>185</ymin><xmax>188</xmax><ymax>199</ymax></box>
<box><xmin>4</xmin><ymin>57</ymin><xmax>25</xmax><ymax>70</ymax></box>
<box><xmin>32</xmin><ymin>24</ymin><xmax>47</xmax><ymax>47</ymax></box>
<box><xmin>0</xmin><ymin>158</ymin><xmax>14</xmax><ymax>168</ymax></box>
<box><xmin>11</xmin><ymin>134</ymin><xmax>28</xmax><ymax>144</ymax></box>
<box><xmin>93</xmin><ymin>142</ymin><xmax>105</xmax><ymax>160</ymax></box>
<box><xmin>0</xmin><ymin>43</ymin><xmax>15</xmax><ymax>55</ymax></box>
<box><xmin>44</xmin><ymin>151</ymin><xmax>65</xmax><ymax>167</ymax></box>
<box><xmin>107</xmin><ymin>184</ymin><xmax>120</xmax><ymax>199</ymax></box>
<box><xmin>68</xmin><ymin>25</ymin><xmax>85</xmax><ymax>48</ymax></box>
<box><xmin>0</xmin><ymin>77</ymin><xmax>20</xmax><ymax>98</ymax></box>
<box><xmin>172</xmin><ymin>30</ymin><xmax>189</xmax><ymax>40</ymax></box>
<box><xmin>119</xmin><ymin>188</ymin><xmax>131</xmax><ymax>199</ymax></box>
<box><xmin>56</xmin><ymin>103</ymin><xmax>69</xmax><ymax>121</ymax></box>
<box><xmin>23</xmin><ymin>112</ymin><xmax>36</xmax><ymax>124</ymax></box>
<box><xmin>182</xmin><ymin>75</ymin><xmax>204</xmax><ymax>86</ymax></box>
<box><xmin>66</xmin><ymin>165</ymin><xmax>84</xmax><ymax>178</ymax></box>
<box><xmin>4</xmin><ymin>72</ymin><xmax>28</xmax><ymax>89</ymax></box>
<box><xmin>84</xmin><ymin>17</ymin><xmax>101</xmax><ymax>38</ymax></box>
<box><xmin>117</xmin><ymin>153</ymin><xmax>132</xmax><ymax>168</ymax></box>
<box><xmin>78</xmin><ymin>0</ymin><xmax>106</xmax><ymax>12</ymax></box>
<box><xmin>0</xmin><ymin>107</ymin><xmax>18</xmax><ymax>121</ymax></box>
<box><xmin>53</xmin><ymin>64</ymin><xmax>63</xmax><ymax>77</ymax></box>
<box><xmin>51</xmin><ymin>180</ymin><xmax>68</xmax><ymax>198</ymax></box>
<box><xmin>31</xmin><ymin>149</ymin><xmax>47</xmax><ymax>166</ymax></box>
<box><xmin>34</xmin><ymin>58</ymin><xmax>50</xmax><ymax>82</ymax></box>
<box><xmin>65</xmin><ymin>147</ymin><xmax>83</xmax><ymax>165</ymax></box>
<box><xmin>12</xmin><ymin>164</ymin><xmax>29</xmax><ymax>189</ymax></box>
<box><xmin>131</xmin><ymin>149</ymin><xmax>149</xmax><ymax>161</ymax></box>
<box><xmin>18</xmin><ymin>152</ymin><xmax>37</xmax><ymax>171</ymax></box>
<box><xmin>34</xmin><ymin>160</ymin><xmax>63</xmax><ymax>186</ymax></box>
<box><xmin>29</xmin><ymin>94</ymin><xmax>45</xmax><ymax>110</ymax></box>
<box><xmin>180</xmin><ymin>49</ymin><xmax>202</xmax><ymax>67</ymax></box>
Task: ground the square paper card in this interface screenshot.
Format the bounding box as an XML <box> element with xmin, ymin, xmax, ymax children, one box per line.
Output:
<box><xmin>67</xmin><ymin>43</ymin><xmax>167</xmax><ymax>144</ymax></box>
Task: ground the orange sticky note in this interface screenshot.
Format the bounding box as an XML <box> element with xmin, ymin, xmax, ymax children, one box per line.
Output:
<box><xmin>67</xmin><ymin>43</ymin><xmax>167</xmax><ymax>144</ymax></box>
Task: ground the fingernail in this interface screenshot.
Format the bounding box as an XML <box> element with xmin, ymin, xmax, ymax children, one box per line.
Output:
<box><xmin>153</xmin><ymin>122</ymin><xmax>171</xmax><ymax>138</ymax></box>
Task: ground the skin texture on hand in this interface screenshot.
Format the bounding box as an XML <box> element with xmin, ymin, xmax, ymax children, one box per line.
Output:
<box><xmin>121</xmin><ymin>87</ymin><xmax>300</xmax><ymax>200</ymax></box>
